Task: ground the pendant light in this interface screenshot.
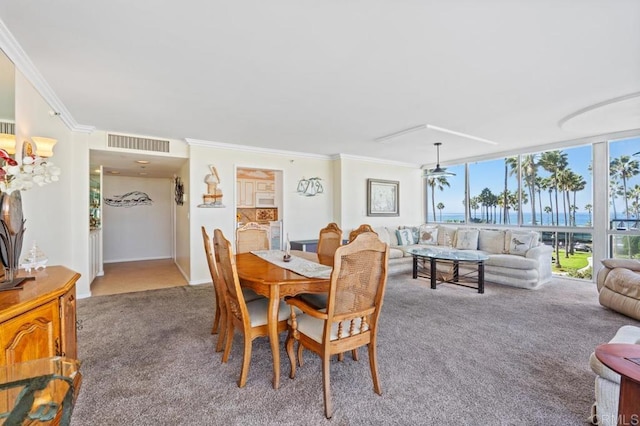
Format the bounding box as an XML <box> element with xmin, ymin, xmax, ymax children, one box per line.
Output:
<box><xmin>424</xmin><ymin>142</ymin><xmax>455</xmax><ymax>177</ymax></box>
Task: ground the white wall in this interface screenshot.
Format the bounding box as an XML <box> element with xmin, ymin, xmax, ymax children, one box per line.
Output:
<box><xmin>338</xmin><ymin>155</ymin><xmax>425</xmax><ymax>233</ymax></box>
<box><xmin>15</xmin><ymin>71</ymin><xmax>92</xmax><ymax>298</ymax></box>
<box><xmin>102</xmin><ymin>175</ymin><xmax>173</xmax><ymax>262</ymax></box>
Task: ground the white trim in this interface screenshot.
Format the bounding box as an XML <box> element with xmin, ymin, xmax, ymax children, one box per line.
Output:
<box><xmin>0</xmin><ymin>18</ymin><xmax>95</xmax><ymax>133</ymax></box>
<box><xmin>185</xmin><ymin>138</ymin><xmax>332</xmax><ymax>160</ymax></box>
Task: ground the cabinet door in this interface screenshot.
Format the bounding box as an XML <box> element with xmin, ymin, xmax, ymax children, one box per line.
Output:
<box><xmin>0</xmin><ymin>300</ymin><xmax>60</xmax><ymax>365</ymax></box>
<box><xmin>238</xmin><ymin>180</ymin><xmax>255</xmax><ymax>207</ymax></box>
<box><xmin>60</xmin><ymin>286</ymin><xmax>77</xmax><ymax>359</ymax></box>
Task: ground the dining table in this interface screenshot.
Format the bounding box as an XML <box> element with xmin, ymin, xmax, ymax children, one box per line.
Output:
<box><xmin>235</xmin><ymin>250</ymin><xmax>331</xmax><ymax>389</ymax></box>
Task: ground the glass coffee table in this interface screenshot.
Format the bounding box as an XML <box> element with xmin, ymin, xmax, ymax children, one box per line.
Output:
<box><xmin>407</xmin><ymin>247</ymin><xmax>489</xmax><ymax>293</ymax></box>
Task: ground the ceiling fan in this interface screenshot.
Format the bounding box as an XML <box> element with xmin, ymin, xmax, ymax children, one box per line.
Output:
<box><xmin>424</xmin><ymin>142</ymin><xmax>455</xmax><ymax>177</ymax></box>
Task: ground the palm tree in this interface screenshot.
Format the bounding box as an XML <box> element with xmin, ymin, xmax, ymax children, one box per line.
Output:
<box><xmin>437</xmin><ymin>202</ymin><xmax>445</xmax><ymax>222</ymax></box>
<box><xmin>521</xmin><ymin>154</ymin><xmax>538</xmax><ymax>225</ymax></box>
<box><xmin>504</xmin><ymin>157</ymin><xmax>518</xmax><ymax>224</ymax></box>
<box><xmin>539</xmin><ymin>150</ymin><xmax>568</xmax><ymax>266</ymax></box>
<box><xmin>544</xmin><ymin>206</ymin><xmax>553</xmax><ymax>225</ymax></box>
<box><xmin>469</xmin><ymin>196</ymin><xmax>480</xmax><ymax>221</ymax></box>
<box><xmin>478</xmin><ymin>188</ymin><xmax>495</xmax><ymax>223</ymax></box>
<box><xmin>428</xmin><ymin>176</ymin><xmax>450</xmax><ymax>222</ymax></box>
<box><xmin>584</xmin><ymin>203</ymin><xmax>593</xmax><ymax>226</ymax></box>
<box><xmin>610</xmin><ymin>155</ymin><xmax>640</xmax><ymax>221</ymax></box>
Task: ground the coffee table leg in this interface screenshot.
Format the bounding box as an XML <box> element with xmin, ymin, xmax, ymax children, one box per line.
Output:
<box><xmin>478</xmin><ymin>262</ymin><xmax>485</xmax><ymax>294</ymax></box>
<box><xmin>413</xmin><ymin>256</ymin><xmax>418</xmax><ymax>279</ymax></box>
<box><xmin>453</xmin><ymin>261</ymin><xmax>459</xmax><ymax>282</ymax></box>
<box><xmin>430</xmin><ymin>258</ymin><xmax>437</xmax><ymax>289</ymax></box>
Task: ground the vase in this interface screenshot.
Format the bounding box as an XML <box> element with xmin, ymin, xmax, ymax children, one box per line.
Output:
<box><xmin>0</xmin><ymin>191</ymin><xmax>25</xmax><ymax>284</ymax></box>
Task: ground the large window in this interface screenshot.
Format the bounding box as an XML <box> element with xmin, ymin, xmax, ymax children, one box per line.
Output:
<box><xmin>468</xmin><ymin>157</ymin><xmax>519</xmax><ymax>225</ymax></box>
<box><xmin>608</xmin><ymin>136</ymin><xmax>640</xmax><ymax>259</ymax></box>
<box><xmin>425</xmin><ymin>164</ymin><xmax>465</xmax><ymax>223</ymax></box>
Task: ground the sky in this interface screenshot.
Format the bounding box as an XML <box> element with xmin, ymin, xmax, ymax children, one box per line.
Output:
<box><xmin>430</xmin><ymin>136</ymin><xmax>640</xmax><ymax>216</ymax></box>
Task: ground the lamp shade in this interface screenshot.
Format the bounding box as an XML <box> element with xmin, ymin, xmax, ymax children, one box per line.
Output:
<box><xmin>31</xmin><ymin>137</ymin><xmax>57</xmax><ymax>157</ymax></box>
<box><xmin>0</xmin><ymin>134</ymin><xmax>16</xmax><ymax>155</ymax></box>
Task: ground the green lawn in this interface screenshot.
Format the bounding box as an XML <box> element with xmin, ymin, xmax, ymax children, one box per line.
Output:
<box><xmin>551</xmin><ymin>250</ymin><xmax>592</xmax><ymax>278</ymax></box>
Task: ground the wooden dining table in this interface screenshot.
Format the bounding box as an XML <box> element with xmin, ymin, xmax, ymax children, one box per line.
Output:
<box><xmin>235</xmin><ymin>250</ymin><xmax>330</xmax><ymax>389</ymax></box>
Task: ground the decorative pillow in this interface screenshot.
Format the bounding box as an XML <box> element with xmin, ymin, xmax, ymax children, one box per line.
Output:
<box><xmin>437</xmin><ymin>226</ymin><xmax>457</xmax><ymax>247</ymax></box>
<box><xmin>418</xmin><ymin>225</ymin><xmax>438</xmax><ymax>245</ymax></box>
<box><xmin>478</xmin><ymin>229</ymin><xmax>505</xmax><ymax>254</ymax></box>
<box><xmin>506</xmin><ymin>231</ymin><xmax>535</xmax><ymax>256</ymax></box>
<box><xmin>400</xmin><ymin>226</ymin><xmax>420</xmax><ymax>243</ymax></box>
<box><xmin>602</xmin><ymin>258</ymin><xmax>640</xmax><ymax>272</ymax></box>
<box><xmin>395</xmin><ymin>229</ymin><xmax>416</xmax><ymax>246</ymax></box>
<box><xmin>455</xmin><ymin>229</ymin><xmax>479</xmax><ymax>250</ymax></box>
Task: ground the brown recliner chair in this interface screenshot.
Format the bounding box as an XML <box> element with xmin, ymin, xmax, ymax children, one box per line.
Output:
<box><xmin>597</xmin><ymin>258</ymin><xmax>640</xmax><ymax>320</ymax></box>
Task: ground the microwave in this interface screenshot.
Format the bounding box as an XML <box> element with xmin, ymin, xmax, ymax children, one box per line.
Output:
<box><xmin>255</xmin><ymin>192</ymin><xmax>276</xmax><ymax>207</ymax></box>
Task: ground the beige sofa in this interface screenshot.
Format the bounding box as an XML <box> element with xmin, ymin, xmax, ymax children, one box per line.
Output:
<box><xmin>597</xmin><ymin>258</ymin><xmax>640</xmax><ymax>320</ymax></box>
<box><xmin>370</xmin><ymin>224</ymin><xmax>553</xmax><ymax>289</ymax></box>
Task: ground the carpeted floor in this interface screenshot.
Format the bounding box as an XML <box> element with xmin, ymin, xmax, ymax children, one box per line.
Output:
<box><xmin>71</xmin><ymin>275</ymin><xmax>638</xmax><ymax>425</ymax></box>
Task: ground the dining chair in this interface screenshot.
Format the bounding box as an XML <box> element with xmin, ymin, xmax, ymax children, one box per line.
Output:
<box><xmin>236</xmin><ymin>222</ymin><xmax>270</xmax><ymax>253</ymax></box>
<box><xmin>317</xmin><ymin>222</ymin><xmax>343</xmax><ymax>267</ymax></box>
<box><xmin>213</xmin><ymin>229</ymin><xmax>291</xmax><ymax>387</ymax></box>
<box><xmin>202</xmin><ymin>227</ymin><xmax>264</xmax><ymax>353</ymax></box>
<box><xmin>348</xmin><ymin>224</ymin><xmax>378</xmax><ymax>242</ymax></box>
<box><xmin>285</xmin><ymin>232</ymin><xmax>390</xmax><ymax>418</ymax></box>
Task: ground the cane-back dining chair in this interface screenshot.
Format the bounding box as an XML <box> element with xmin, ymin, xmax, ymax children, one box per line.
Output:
<box><xmin>213</xmin><ymin>229</ymin><xmax>291</xmax><ymax>387</ymax></box>
<box><xmin>202</xmin><ymin>226</ymin><xmax>227</xmax><ymax>351</ymax></box>
<box><xmin>317</xmin><ymin>222</ymin><xmax>343</xmax><ymax>267</ymax></box>
<box><xmin>348</xmin><ymin>223</ymin><xmax>377</xmax><ymax>243</ymax></box>
<box><xmin>202</xmin><ymin>227</ymin><xmax>263</xmax><ymax>353</ymax></box>
<box><xmin>285</xmin><ymin>232</ymin><xmax>390</xmax><ymax>418</ymax></box>
<box><xmin>236</xmin><ymin>222</ymin><xmax>270</xmax><ymax>253</ymax></box>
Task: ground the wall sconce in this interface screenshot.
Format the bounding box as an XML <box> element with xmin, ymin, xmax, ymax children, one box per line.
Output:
<box><xmin>296</xmin><ymin>177</ymin><xmax>324</xmax><ymax>196</ymax></box>
<box><xmin>0</xmin><ymin>134</ymin><xmax>16</xmax><ymax>155</ymax></box>
<box><xmin>31</xmin><ymin>137</ymin><xmax>57</xmax><ymax>158</ymax></box>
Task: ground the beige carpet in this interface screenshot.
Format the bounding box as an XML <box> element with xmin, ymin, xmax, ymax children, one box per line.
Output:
<box><xmin>90</xmin><ymin>259</ymin><xmax>188</xmax><ymax>296</ymax></box>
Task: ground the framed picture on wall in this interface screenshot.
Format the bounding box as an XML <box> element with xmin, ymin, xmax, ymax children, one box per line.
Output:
<box><xmin>367</xmin><ymin>179</ymin><xmax>399</xmax><ymax>216</ymax></box>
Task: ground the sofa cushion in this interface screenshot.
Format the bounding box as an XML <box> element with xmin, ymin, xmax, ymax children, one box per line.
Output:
<box><xmin>373</xmin><ymin>227</ymin><xmax>393</xmax><ymax>246</ymax></box>
<box><xmin>388</xmin><ymin>247</ymin><xmax>405</xmax><ymax>259</ymax></box>
<box><xmin>437</xmin><ymin>225</ymin><xmax>457</xmax><ymax>247</ymax></box>
<box><xmin>455</xmin><ymin>228</ymin><xmax>479</xmax><ymax>250</ymax></box>
<box><xmin>505</xmin><ymin>230</ymin><xmax>536</xmax><ymax>256</ymax></box>
<box><xmin>478</xmin><ymin>229</ymin><xmax>505</xmax><ymax>254</ymax></box>
<box><xmin>395</xmin><ymin>229</ymin><xmax>416</xmax><ymax>246</ymax></box>
<box><xmin>602</xmin><ymin>258</ymin><xmax>640</xmax><ymax>272</ymax></box>
<box><xmin>603</xmin><ymin>268</ymin><xmax>640</xmax><ymax>300</ymax></box>
<box><xmin>484</xmin><ymin>254</ymin><xmax>538</xmax><ymax>270</ymax></box>
<box><xmin>418</xmin><ymin>225</ymin><xmax>438</xmax><ymax>245</ymax></box>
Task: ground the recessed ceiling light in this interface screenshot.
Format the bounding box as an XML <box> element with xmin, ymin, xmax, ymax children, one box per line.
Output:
<box><xmin>135</xmin><ymin>160</ymin><xmax>150</xmax><ymax>164</ymax></box>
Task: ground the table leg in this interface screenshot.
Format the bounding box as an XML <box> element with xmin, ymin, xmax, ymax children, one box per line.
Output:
<box><xmin>618</xmin><ymin>376</ymin><xmax>640</xmax><ymax>426</ymax></box>
<box><xmin>412</xmin><ymin>256</ymin><xmax>418</xmax><ymax>279</ymax></box>
<box><xmin>430</xmin><ymin>258</ymin><xmax>437</xmax><ymax>289</ymax></box>
<box><xmin>268</xmin><ymin>286</ymin><xmax>281</xmax><ymax>389</ymax></box>
<box><xmin>478</xmin><ymin>262</ymin><xmax>485</xmax><ymax>294</ymax></box>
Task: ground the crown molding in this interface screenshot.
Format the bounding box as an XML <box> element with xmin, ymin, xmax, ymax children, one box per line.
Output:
<box><xmin>185</xmin><ymin>138</ymin><xmax>333</xmax><ymax>160</ymax></box>
<box><xmin>336</xmin><ymin>153</ymin><xmax>420</xmax><ymax>169</ymax></box>
<box><xmin>0</xmin><ymin>18</ymin><xmax>95</xmax><ymax>133</ymax></box>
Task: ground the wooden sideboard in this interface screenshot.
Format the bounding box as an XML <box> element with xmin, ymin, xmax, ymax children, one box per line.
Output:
<box><xmin>0</xmin><ymin>266</ymin><xmax>80</xmax><ymax>366</ymax></box>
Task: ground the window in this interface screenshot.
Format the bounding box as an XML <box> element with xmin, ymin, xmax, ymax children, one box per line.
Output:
<box><xmin>468</xmin><ymin>157</ymin><xmax>519</xmax><ymax>225</ymax></box>
<box><xmin>425</xmin><ymin>164</ymin><xmax>465</xmax><ymax>223</ymax></box>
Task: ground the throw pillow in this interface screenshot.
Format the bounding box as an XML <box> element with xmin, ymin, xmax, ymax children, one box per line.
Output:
<box><xmin>395</xmin><ymin>229</ymin><xmax>416</xmax><ymax>246</ymax></box>
<box><xmin>455</xmin><ymin>229</ymin><xmax>479</xmax><ymax>250</ymax></box>
<box><xmin>437</xmin><ymin>225</ymin><xmax>457</xmax><ymax>247</ymax></box>
<box><xmin>478</xmin><ymin>229</ymin><xmax>505</xmax><ymax>254</ymax></box>
<box><xmin>418</xmin><ymin>225</ymin><xmax>438</xmax><ymax>245</ymax></box>
<box><xmin>506</xmin><ymin>231</ymin><xmax>535</xmax><ymax>256</ymax></box>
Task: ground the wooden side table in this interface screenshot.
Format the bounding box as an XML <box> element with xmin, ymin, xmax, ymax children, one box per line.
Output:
<box><xmin>595</xmin><ymin>343</ymin><xmax>640</xmax><ymax>426</ymax></box>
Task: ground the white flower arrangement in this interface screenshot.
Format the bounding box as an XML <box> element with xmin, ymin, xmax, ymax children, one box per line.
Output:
<box><xmin>0</xmin><ymin>149</ymin><xmax>61</xmax><ymax>193</ymax></box>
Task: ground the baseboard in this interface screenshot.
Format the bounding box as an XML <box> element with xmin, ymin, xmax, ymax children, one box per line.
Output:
<box><xmin>104</xmin><ymin>256</ymin><xmax>172</xmax><ymax>263</ymax></box>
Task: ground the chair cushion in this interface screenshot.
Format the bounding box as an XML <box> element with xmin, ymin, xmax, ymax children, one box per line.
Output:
<box><xmin>247</xmin><ymin>298</ymin><xmax>291</xmax><ymax>327</ymax></box>
<box><xmin>295</xmin><ymin>313</ymin><xmax>369</xmax><ymax>344</ymax></box>
<box><xmin>242</xmin><ymin>288</ymin><xmax>263</xmax><ymax>303</ymax></box>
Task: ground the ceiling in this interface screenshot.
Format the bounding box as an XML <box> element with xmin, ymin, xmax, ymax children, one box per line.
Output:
<box><xmin>1</xmin><ymin>1</ymin><xmax>639</xmax><ymax>175</ymax></box>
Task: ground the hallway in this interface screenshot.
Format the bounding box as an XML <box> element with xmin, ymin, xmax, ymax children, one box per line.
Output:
<box><xmin>90</xmin><ymin>259</ymin><xmax>188</xmax><ymax>296</ymax></box>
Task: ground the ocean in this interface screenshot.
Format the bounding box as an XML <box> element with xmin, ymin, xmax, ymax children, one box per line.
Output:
<box><xmin>433</xmin><ymin>211</ymin><xmax>594</xmax><ymax>226</ymax></box>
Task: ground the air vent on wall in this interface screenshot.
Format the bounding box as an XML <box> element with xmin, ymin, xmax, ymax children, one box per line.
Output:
<box><xmin>108</xmin><ymin>134</ymin><xmax>170</xmax><ymax>153</ymax></box>
<box><xmin>0</xmin><ymin>122</ymin><xmax>15</xmax><ymax>135</ymax></box>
